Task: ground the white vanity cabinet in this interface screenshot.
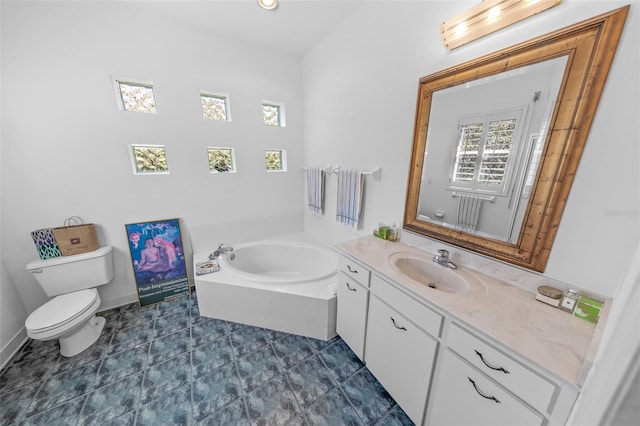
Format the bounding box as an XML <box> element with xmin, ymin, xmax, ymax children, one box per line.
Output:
<box><xmin>336</xmin><ymin>242</ymin><xmax>582</xmax><ymax>426</ymax></box>
<box><xmin>426</xmin><ymin>323</ymin><xmax>578</xmax><ymax>425</ymax></box>
<box><xmin>427</xmin><ymin>350</ymin><xmax>544</xmax><ymax>426</ymax></box>
<box><xmin>365</xmin><ymin>275</ymin><xmax>441</xmax><ymax>425</ymax></box>
<box><xmin>336</xmin><ymin>255</ymin><xmax>371</xmax><ymax>360</ymax></box>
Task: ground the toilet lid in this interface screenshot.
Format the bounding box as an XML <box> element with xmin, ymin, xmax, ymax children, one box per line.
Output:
<box><xmin>26</xmin><ymin>289</ymin><xmax>98</xmax><ymax>332</ymax></box>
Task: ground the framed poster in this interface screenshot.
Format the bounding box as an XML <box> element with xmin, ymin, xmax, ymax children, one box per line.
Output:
<box><xmin>125</xmin><ymin>218</ymin><xmax>190</xmax><ymax>307</ymax></box>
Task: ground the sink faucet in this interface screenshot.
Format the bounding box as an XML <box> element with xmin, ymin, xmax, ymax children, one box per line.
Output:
<box><xmin>433</xmin><ymin>249</ymin><xmax>457</xmax><ymax>269</ymax></box>
<box><xmin>209</xmin><ymin>243</ymin><xmax>234</xmax><ymax>260</ymax></box>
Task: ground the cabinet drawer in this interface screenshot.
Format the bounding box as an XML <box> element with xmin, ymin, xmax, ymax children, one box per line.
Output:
<box><xmin>336</xmin><ymin>273</ymin><xmax>369</xmax><ymax>360</ymax></box>
<box><xmin>366</xmin><ymin>295</ymin><xmax>437</xmax><ymax>425</ymax></box>
<box><xmin>428</xmin><ymin>350</ymin><xmax>544</xmax><ymax>426</ymax></box>
<box><xmin>447</xmin><ymin>323</ymin><xmax>556</xmax><ymax>413</ymax></box>
<box><xmin>338</xmin><ymin>255</ymin><xmax>371</xmax><ymax>287</ymax></box>
<box><xmin>371</xmin><ymin>275</ymin><xmax>442</xmax><ymax>338</ymax></box>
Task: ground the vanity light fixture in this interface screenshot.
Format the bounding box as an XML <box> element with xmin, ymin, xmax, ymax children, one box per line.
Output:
<box><xmin>258</xmin><ymin>0</ymin><xmax>278</xmax><ymax>11</ymax></box>
<box><xmin>440</xmin><ymin>0</ymin><xmax>562</xmax><ymax>49</ymax></box>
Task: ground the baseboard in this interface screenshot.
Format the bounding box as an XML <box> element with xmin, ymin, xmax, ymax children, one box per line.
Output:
<box><xmin>1</xmin><ymin>327</ymin><xmax>28</xmax><ymax>370</ymax></box>
<box><xmin>98</xmin><ymin>292</ymin><xmax>139</xmax><ymax>312</ymax></box>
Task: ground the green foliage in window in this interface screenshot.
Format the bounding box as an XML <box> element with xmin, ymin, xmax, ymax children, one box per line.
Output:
<box><xmin>262</xmin><ymin>104</ymin><xmax>280</xmax><ymax>126</ymax></box>
<box><xmin>208</xmin><ymin>148</ymin><xmax>234</xmax><ymax>172</ymax></box>
<box><xmin>118</xmin><ymin>81</ymin><xmax>157</xmax><ymax>113</ymax></box>
<box><xmin>265</xmin><ymin>150</ymin><xmax>283</xmax><ymax>170</ymax></box>
<box><xmin>132</xmin><ymin>145</ymin><xmax>168</xmax><ymax>173</ymax></box>
<box><xmin>201</xmin><ymin>95</ymin><xmax>228</xmax><ymax>121</ymax></box>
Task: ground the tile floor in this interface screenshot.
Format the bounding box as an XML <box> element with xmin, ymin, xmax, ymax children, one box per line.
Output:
<box><xmin>0</xmin><ymin>291</ymin><xmax>414</xmax><ymax>425</ymax></box>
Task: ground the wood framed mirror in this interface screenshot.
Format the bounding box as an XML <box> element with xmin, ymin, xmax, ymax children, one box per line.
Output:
<box><xmin>404</xmin><ymin>6</ymin><xmax>629</xmax><ymax>272</ymax></box>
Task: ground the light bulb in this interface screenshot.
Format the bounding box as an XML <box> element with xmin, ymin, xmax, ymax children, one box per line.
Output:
<box><xmin>258</xmin><ymin>0</ymin><xmax>278</xmax><ymax>11</ymax></box>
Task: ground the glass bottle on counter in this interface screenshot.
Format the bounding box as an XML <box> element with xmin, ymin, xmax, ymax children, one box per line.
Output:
<box><xmin>559</xmin><ymin>289</ymin><xmax>579</xmax><ymax>313</ymax></box>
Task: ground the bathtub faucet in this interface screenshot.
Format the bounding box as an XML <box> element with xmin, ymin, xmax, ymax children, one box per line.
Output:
<box><xmin>210</xmin><ymin>243</ymin><xmax>234</xmax><ymax>260</ymax></box>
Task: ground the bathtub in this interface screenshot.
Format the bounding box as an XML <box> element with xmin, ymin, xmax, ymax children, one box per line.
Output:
<box><xmin>194</xmin><ymin>233</ymin><xmax>338</xmax><ymax>340</ymax></box>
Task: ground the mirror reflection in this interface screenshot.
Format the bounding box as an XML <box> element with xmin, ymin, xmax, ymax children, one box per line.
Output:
<box><xmin>417</xmin><ymin>56</ymin><xmax>567</xmax><ymax>243</ymax></box>
<box><xmin>404</xmin><ymin>6</ymin><xmax>628</xmax><ymax>271</ymax></box>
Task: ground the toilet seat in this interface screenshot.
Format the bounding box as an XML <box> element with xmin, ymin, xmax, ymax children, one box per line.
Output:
<box><xmin>26</xmin><ymin>289</ymin><xmax>99</xmax><ymax>336</ymax></box>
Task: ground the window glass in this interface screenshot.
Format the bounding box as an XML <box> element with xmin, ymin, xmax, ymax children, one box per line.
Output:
<box><xmin>207</xmin><ymin>147</ymin><xmax>235</xmax><ymax>173</ymax></box>
<box><xmin>131</xmin><ymin>145</ymin><xmax>168</xmax><ymax>174</ymax></box>
<box><xmin>450</xmin><ymin>110</ymin><xmax>523</xmax><ymax>194</ymax></box>
<box><xmin>117</xmin><ymin>81</ymin><xmax>157</xmax><ymax>113</ymax></box>
<box><xmin>265</xmin><ymin>149</ymin><xmax>286</xmax><ymax>171</ymax></box>
<box><xmin>201</xmin><ymin>94</ymin><xmax>229</xmax><ymax>121</ymax></box>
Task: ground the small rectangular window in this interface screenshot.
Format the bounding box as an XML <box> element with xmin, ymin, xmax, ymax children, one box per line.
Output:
<box><xmin>265</xmin><ymin>149</ymin><xmax>287</xmax><ymax>172</ymax></box>
<box><xmin>207</xmin><ymin>147</ymin><xmax>235</xmax><ymax>173</ymax></box>
<box><xmin>201</xmin><ymin>93</ymin><xmax>230</xmax><ymax>121</ymax></box>
<box><xmin>116</xmin><ymin>81</ymin><xmax>157</xmax><ymax>113</ymax></box>
<box><xmin>450</xmin><ymin>109</ymin><xmax>524</xmax><ymax>195</ymax></box>
<box><xmin>130</xmin><ymin>144</ymin><xmax>169</xmax><ymax>174</ymax></box>
<box><xmin>262</xmin><ymin>100</ymin><xmax>286</xmax><ymax>127</ymax></box>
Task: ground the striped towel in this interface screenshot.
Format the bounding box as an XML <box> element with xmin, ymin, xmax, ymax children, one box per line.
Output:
<box><xmin>306</xmin><ymin>167</ymin><xmax>325</xmax><ymax>214</ymax></box>
<box><xmin>336</xmin><ymin>169</ymin><xmax>364</xmax><ymax>229</ymax></box>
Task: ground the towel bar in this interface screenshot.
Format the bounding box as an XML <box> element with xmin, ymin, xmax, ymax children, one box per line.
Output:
<box><xmin>451</xmin><ymin>192</ymin><xmax>496</xmax><ymax>202</ymax></box>
<box><xmin>302</xmin><ymin>165</ymin><xmax>333</xmax><ymax>173</ymax></box>
<box><xmin>332</xmin><ymin>166</ymin><xmax>382</xmax><ymax>180</ymax></box>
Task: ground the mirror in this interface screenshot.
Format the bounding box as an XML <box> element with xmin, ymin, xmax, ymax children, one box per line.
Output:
<box><xmin>404</xmin><ymin>7</ymin><xmax>629</xmax><ymax>272</ymax></box>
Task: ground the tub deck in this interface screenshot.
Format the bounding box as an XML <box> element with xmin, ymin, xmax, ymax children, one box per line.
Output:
<box><xmin>193</xmin><ymin>233</ymin><xmax>338</xmax><ymax>340</ymax></box>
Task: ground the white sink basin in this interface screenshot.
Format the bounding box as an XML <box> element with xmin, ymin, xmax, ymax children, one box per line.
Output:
<box><xmin>389</xmin><ymin>252</ymin><xmax>469</xmax><ymax>293</ymax></box>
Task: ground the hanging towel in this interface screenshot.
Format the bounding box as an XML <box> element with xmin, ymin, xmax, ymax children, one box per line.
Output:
<box><xmin>456</xmin><ymin>194</ymin><xmax>482</xmax><ymax>231</ymax></box>
<box><xmin>336</xmin><ymin>169</ymin><xmax>364</xmax><ymax>229</ymax></box>
<box><xmin>306</xmin><ymin>167</ymin><xmax>325</xmax><ymax>214</ymax></box>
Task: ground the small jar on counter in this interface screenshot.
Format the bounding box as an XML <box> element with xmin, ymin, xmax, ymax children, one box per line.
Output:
<box><xmin>559</xmin><ymin>289</ymin><xmax>579</xmax><ymax>313</ymax></box>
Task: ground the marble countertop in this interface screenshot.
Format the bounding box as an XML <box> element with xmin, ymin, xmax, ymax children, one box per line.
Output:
<box><xmin>337</xmin><ymin>236</ymin><xmax>608</xmax><ymax>387</ymax></box>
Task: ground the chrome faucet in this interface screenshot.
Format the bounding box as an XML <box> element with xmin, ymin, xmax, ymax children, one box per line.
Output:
<box><xmin>433</xmin><ymin>249</ymin><xmax>457</xmax><ymax>269</ymax></box>
<box><xmin>209</xmin><ymin>243</ymin><xmax>234</xmax><ymax>260</ymax></box>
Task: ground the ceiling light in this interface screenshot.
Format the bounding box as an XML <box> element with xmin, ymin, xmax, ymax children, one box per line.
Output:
<box><xmin>440</xmin><ymin>0</ymin><xmax>562</xmax><ymax>50</ymax></box>
<box><xmin>258</xmin><ymin>0</ymin><xmax>278</xmax><ymax>11</ymax></box>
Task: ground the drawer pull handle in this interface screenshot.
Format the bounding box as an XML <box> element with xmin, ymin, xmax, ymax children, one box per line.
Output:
<box><xmin>345</xmin><ymin>282</ymin><xmax>357</xmax><ymax>292</ymax></box>
<box><xmin>468</xmin><ymin>377</ymin><xmax>501</xmax><ymax>404</ymax></box>
<box><xmin>475</xmin><ymin>350</ymin><xmax>510</xmax><ymax>374</ymax></box>
<box><xmin>390</xmin><ymin>317</ymin><xmax>407</xmax><ymax>331</ymax></box>
<box><xmin>347</xmin><ymin>265</ymin><xmax>358</xmax><ymax>274</ymax></box>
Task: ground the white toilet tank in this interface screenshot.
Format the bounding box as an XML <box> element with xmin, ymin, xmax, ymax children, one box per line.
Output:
<box><xmin>26</xmin><ymin>246</ymin><xmax>114</xmax><ymax>297</ymax></box>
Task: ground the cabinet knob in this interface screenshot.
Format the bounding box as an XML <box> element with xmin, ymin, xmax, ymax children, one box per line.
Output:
<box><xmin>347</xmin><ymin>265</ymin><xmax>358</xmax><ymax>274</ymax></box>
<box><xmin>345</xmin><ymin>282</ymin><xmax>357</xmax><ymax>292</ymax></box>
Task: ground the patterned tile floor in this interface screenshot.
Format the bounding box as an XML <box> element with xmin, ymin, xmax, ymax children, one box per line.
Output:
<box><xmin>0</xmin><ymin>291</ymin><xmax>414</xmax><ymax>425</ymax></box>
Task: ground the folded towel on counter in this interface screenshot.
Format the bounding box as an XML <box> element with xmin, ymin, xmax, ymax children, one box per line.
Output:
<box><xmin>336</xmin><ymin>169</ymin><xmax>364</xmax><ymax>229</ymax></box>
<box><xmin>306</xmin><ymin>167</ymin><xmax>325</xmax><ymax>214</ymax></box>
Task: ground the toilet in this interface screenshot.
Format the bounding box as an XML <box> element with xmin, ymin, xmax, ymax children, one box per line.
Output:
<box><xmin>25</xmin><ymin>246</ymin><xmax>114</xmax><ymax>357</ymax></box>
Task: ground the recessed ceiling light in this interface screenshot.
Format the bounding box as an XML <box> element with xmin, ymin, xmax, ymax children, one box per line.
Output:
<box><xmin>258</xmin><ymin>0</ymin><xmax>278</xmax><ymax>11</ymax></box>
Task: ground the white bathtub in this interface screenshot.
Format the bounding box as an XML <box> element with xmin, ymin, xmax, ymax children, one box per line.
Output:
<box><xmin>218</xmin><ymin>240</ymin><xmax>337</xmax><ymax>283</ymax></box>
<box><xmin>194</xmin><ymin>233</ymin><xmax>338</xmax><ymax>340</ymax></box>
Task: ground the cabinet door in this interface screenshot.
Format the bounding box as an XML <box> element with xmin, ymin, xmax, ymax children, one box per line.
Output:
<box><xmin>365</xmin><ymin>296</ymin><xmax>437</xmax><ymax>425</ymax></box>
<box><xmin>427</xmin><ymin>351</ymin><xmax>544</xmax><ymax>426</ymax></box>
<box><xmin>336</xmin><ymin>273</ymin><xmax>368</xmax><ymax>360</ymax></box>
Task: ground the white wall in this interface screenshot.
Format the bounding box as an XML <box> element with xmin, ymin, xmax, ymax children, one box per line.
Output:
<box><xmin>302</xmin><ymin>2</ymin><xmax>639</xmax><ymax>423</ymax></box>
<box><xmin>1</xmin><ymin>0</ymin><xmax>305</xmax><ymax>322</ymax></box>
<box><xmin>0</xmin><ymin>260</ymin><xmax>28</xmax><ymax>367</ymax></box>
<box><xmin>302</xmin><ymin>0</ymin><xmax>639</xmax><ymax>299</ymax></box>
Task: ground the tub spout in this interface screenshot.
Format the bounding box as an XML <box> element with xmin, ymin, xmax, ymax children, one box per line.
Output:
<box><xmin>209</xmin><ymin>243</ymin><xmax>234</xmax><ymax>260</ymax></box>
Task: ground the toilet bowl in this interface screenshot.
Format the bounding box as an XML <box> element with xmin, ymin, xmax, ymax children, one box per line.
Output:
<box><xmin>25</xmin><ymin>288</ymin><xmax>105</xmax><ymax>357</ymax></box>
<box><xmin>26</xmin><ymin>246</ymin><xmax>114</xmax><ymax>357</ymax></box>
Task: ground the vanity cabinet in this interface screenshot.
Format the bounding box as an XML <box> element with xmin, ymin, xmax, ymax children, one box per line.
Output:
<box><xmin>336</xmin><ymin>255</ymin><xmax>371</xmax><ymax>360</ymax></box>
<box><xmin>336</xmin><ymin>243</ymin><xmax>581</xmax><ymax>426</ymax></box>
<box><xmin>428</xmin><ymin>350</ymin><xmax>544</xmax><ymax>426</ymax></box>
<box><xmin>364</xmin><ymin>275</ymin><xmax>442</xmax><ymax>424</ymax></box>
<box><xmin>446</xmin><ymin>323</ymin><xmax>557</xmax><ymax>414</ymax></box>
